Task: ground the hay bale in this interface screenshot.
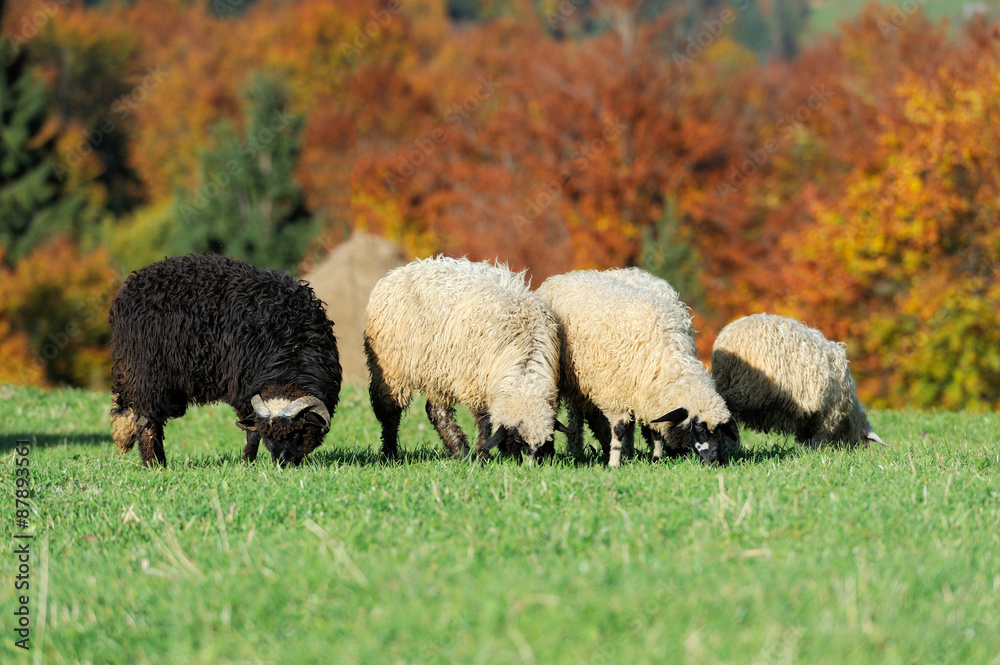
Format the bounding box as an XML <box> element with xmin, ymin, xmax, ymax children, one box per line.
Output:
<box><xmin>303</xmin><ymin>233</ymin><xmax>407</xmax><ymax>384</ymax></box>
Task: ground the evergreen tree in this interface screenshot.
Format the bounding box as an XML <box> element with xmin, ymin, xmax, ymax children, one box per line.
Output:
<box><xmin>640</xmin><ymin>196</ymin><xmax>707</xmax><ymax>314</ymax></box>
<box><xmin>173</xmin><ymin>75</ymin><xmax>315</xmax><ymax>273</ymax></box>
<box><xmin>0</xmin><ymin>36</ymin><xmax>82</xmax><ymax>265</ymax></box>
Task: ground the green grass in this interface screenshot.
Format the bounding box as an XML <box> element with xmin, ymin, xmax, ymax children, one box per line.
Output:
<box><xmin>1</xmin><ymin>383</ymin><xmax>999</xmax><ymax>664</ymax></box>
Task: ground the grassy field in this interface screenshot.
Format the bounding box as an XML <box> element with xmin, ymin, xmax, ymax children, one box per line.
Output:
<box><xmin>1</xmin><ymin>383</ymin><xmax>998</xmax><ymax>664</ymax></box>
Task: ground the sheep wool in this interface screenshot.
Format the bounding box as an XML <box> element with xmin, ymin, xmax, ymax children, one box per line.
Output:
<box><xmin>711</xmin><ymin>313</ymin><xmax>883</xmax><ymax>447</ymax></box>
<box><xmin>537</xmin><ymin>269</ymin><xmax>737</xmax><ymax>466</ymax></box>
<box><xmin>109</xmin><ymin>253</ymin><xmax>341</xmax><ymax>467</ymax></box>
<box><xmin>364</xmin><ymin>256</ymin><xmax>561</xmax><ymax>462</ymax></box>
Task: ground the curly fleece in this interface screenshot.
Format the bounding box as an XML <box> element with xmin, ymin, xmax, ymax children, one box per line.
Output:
<box><xmin>364</xmin><ymin>256</ymin><xmax>561</xmax><ymax>449</ymax></box>
<box><xmin>711</xmin><ymin>313</ymin><xmax>874</xmax><ymax>447</ymax></box>
<box><xmin>537</xmin><ymin>269</ymin><xmax>731</xmax><ymax>437</ymax></box>
<box><xmin>109</xmin><ymin>253</ymin><xmax>341</xmax><ymax>464</ymax></box>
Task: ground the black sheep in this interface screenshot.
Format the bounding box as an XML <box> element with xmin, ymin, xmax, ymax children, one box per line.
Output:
<box><xmin>109</xmin><ymin>254</ymin><xmax>341</xmax><ymax>467</ymax></box>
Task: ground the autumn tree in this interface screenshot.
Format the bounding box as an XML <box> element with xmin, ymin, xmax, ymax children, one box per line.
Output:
<box><xmin>0</xmin><ymin>238</ymin><xmax>119</xmax><ymax>388</ymax></box>
<box><xmin>783</xmin><ymin>23</ymin><xmax>1000</xmax><ymax>409</ymax></box>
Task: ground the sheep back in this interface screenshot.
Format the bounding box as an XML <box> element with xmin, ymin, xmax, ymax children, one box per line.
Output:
<box><xmin>364</xmin><ymin>256</ymin><xmax>560</xmax><ymax>447</ymax></box>
<box><xmin>537</xmin><ymin>270</ymin><xmax>730</xmax><ymax>432</ymax></box>
<box><xmin>109</xmin><ymin>253</ymin><xmax>341</xmax><ymax>462</ymax></box>
<box><xmin>711</xmin><ymin>313</ymin><xmax>873</xmax><ymax>446</ymax></box>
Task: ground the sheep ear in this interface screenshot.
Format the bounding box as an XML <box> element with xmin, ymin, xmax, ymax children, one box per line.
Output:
<box><xmin>554</xmin><ymin>420</ymin><xmax>571</xmax><ymax>434</ymax></box>
<box><xmin>719</xmin><ymin>420</ymin><xmax>739</xmax><ymax>442</ymax></box>
<box><xmin>236</xmin><ymin>417</ymin><xmax>257</xmax><ymax>432</ymax></box>
<box><xmin>483</xmin><ymin>426</ymin><xmax>509</xmax><ymax>452</ymax></box>
<box><xmin>304</xmin><ymin>412</ymin><xmax>329</xmax><ymax>430</ymax></box>
<box><xmin>651</xmin><ymin>408</ymin><xmax>688</xmax><ymax>424</ymax></box>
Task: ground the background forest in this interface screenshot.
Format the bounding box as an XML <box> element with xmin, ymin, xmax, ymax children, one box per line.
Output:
<box><xmin>1</xmin><ymin>0</ymin><xmax>997</xmax><ymax>410</ymax></box>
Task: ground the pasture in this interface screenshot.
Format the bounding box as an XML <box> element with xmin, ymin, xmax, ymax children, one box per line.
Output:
<box><xmin>1</xmin><ymin>383</ymin><xmax>998</xmax><ymax>664</ymax></box>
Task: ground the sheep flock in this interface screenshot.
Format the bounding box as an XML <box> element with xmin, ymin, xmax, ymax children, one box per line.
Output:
<box><xmin>109</xmin><ymin>253</ymin><xmax>882</xmax><ymax>468</ymax></box>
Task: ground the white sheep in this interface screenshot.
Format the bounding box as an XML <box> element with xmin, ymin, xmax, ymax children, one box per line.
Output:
<box><xmin>711</xmin><ymin>313</ymin><xmax>884</xmax><ymax>448</ymax></box>
<box><xmin>364</xmin><ymin>256</ymin><xmax>566</xmax><ymax>464</ymax></box>
<box><xmin>601</xmin><ymin>267</ymin><xmax>701</xmax><ymax>459</ymax></box>
<box><xmin>537</xmin><ymin>269</ymin><xmax>738</xmax><ymax>466</ymax></box>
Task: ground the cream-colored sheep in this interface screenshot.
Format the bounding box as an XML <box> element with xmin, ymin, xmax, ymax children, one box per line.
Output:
<box><xmin>537</xmin><ymin>269</ymin><xmax>738</xmax><ymax>466</ymax></box>
<box><xmin>602</xmin><ymin>268</ymin><xmax>699</xmax><ymax>460</ymax></box>
<box><xmin>711</xmin><ymin>313</ymin><xmax>884</xmax><ymax>448</ymax></box>
<box><xmin>364</xmin><ymin>256</ymin><xmax>564</xmax><ymax>463</ymax></box>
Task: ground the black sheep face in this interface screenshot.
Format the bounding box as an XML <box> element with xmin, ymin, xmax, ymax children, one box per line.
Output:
<box><xmin>237</xmin><ymin>395</ymin><xmax>331</xmax><ymax>466</ymax></box>
<box><xmin>656</xmin><ymin>408</ymin><xmax>740</xmax><ymax>465</ymax></box>
<box><xmin>254</xmin><ymin>413</ymin><xmax>329</xmax><ymax>466</ymax></box>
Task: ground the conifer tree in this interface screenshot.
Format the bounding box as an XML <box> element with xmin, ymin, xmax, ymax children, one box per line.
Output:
<box><xmin>0</xmin><ymin>32</ymin><xmax>82</xmax><ymax>265</ymax></box>
<box><xmin>173</xmin><ymin>75</ymin><xmax>315</xmax><ymax>273</ymax></box>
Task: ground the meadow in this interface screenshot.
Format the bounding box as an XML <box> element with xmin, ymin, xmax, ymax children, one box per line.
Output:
<box><xmin>1</xmin><ymin>383</ymin><xmax>998</xmax><ymax>664</ymax></box>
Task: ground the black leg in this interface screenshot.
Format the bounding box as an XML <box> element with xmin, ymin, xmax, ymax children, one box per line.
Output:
<box><xmin>473</xmin><ymin>410</ymin><xmax>493</xmax><ymax>459</ymax></box>
<box><xmin>138</xmin><ymin>420</ymin><xmax>166</xmax><ymax>467</ymax></box>
<box><xmin>243</xmin><ymin>431</ymin><xmax>261</xmax><ymax>463</ymax></box>
<box><xmin>565</xmin><ymin>402</ymin><xmax>586</xmax><ymax>459</ymax></box>
<box><xmin>585</xmin><ymin>405</ymin><xmax>612</xmax><ymax>462</ymax></box>
<box><xmin>366</xmin><ymin>341</ymin><xmax>404</xmax><ymax>461</ymax></box>
<box><xmin>425</xmin><ymin>401</ymin><xmax>470</xmax><ymax>458</ymax></box>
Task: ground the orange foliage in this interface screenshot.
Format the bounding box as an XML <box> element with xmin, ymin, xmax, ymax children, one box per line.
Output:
<box><xmin>0</xmin><ymin>239</ymin><xmax>121</xmax><ymax>389</ymax></box>
<box><xmin>4</xmin><ymin>1</ymin><xmax>999</xmax><ymax>406</ymax></box>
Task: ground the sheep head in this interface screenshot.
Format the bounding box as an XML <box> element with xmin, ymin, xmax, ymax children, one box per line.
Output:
<box><xmin>653</xmin><ymin>408</ymin><xmax>740</xmax><ymax>465</ymax></box>
<box><xmin>237</xmin><ymin>393</ymin><xmax>331</xmax><ymax>466</ymax></box>
<box><xmin>483</xmin><ymin>419</ymin><xmax>570</xmax><ymax>466</ymax></box>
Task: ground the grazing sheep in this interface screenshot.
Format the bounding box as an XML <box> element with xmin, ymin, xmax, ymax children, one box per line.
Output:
<box><xmin>109</xmin><ymin>253</ymin><xmax>341</xmax><ymax>467</ymax></box>
<box><xmin>537</xmin><ymin>269</ymin><xmax>739</xmax><ymax>466</ymax></box>
<box><xmin>602</xmin><ymin>268</ymin><xmax>697</xmax><ymax>460</ymax></box>
<box><xmin>364</xmin><ymin>256</ymin><xmax>566</xmax><ymax>464</ymax></box>
<box><xmin>711</xmin><ymin>313</ymin><xmax>884</xmax><ymax>448</ymax></box>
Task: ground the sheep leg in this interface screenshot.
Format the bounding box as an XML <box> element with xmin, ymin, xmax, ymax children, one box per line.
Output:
<box><xmin>565</xmin><ymin>401</ymin><xmax>586</xmax><ymax>459</ymax></box>
<box><xmin>243</xmin><ymin>431</ymin><xmax>261</xmax><ymax>463</ymax></box>
<box><xmin>371</xmin><ymin>397</ymin><xmax>403</xmax><ymax>461</ymax></box>
<box><xmin>111</xmin><ymin>404</ymin><xmax>138</xmax><ymax>454</ymax></box>
<box><xmin>584</xmin><ymin>405</ymin><xmax>613</xmax><ymax>461</ymax></box>
<box><xmin>425</xmin><ymin>401</ymin><xmax>470</xmax><ymax>458</ymax></box>
<box><xmin>620</xmin><ymin>415</ymin><xmax>636</xmax><ymax>461</ymax></box>
<box><xmin>641</xmin><ymin>424</ymin><xmax>665</xmax><ymax>461</ymax></box>
<box><xmin>137</xmin><ymin>420</ymin><xmax>166</xmax><ymax>467</ymax></box>
<box><xmin>366</xmin><ymin>341</ymin><xmax>405</xmax><ymax>460</ymax></box>
<box><xmin>473</xmin><ymin>410</ymin><xmax>494</xmax><ymax>459</ymax></box>
<box><xmin>605</xmin><ymin>414</ymin><xmax>634</xmax><ymax>468</ymax></box>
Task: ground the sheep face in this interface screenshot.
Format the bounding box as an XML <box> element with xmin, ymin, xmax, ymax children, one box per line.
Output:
<box><xmin>484</xmin><ymin>420</ymin><xmax>568</xmax><ymax>465</ymax></box>
<box><xmin>237</xmin><ymin>393</ymin><xmax>331</xmax><ymax>466</ymax></box>
<box><xmin>654</xmin><ymin>408</ymin><xmax>739</xmax><ymax>465</ymax></box>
